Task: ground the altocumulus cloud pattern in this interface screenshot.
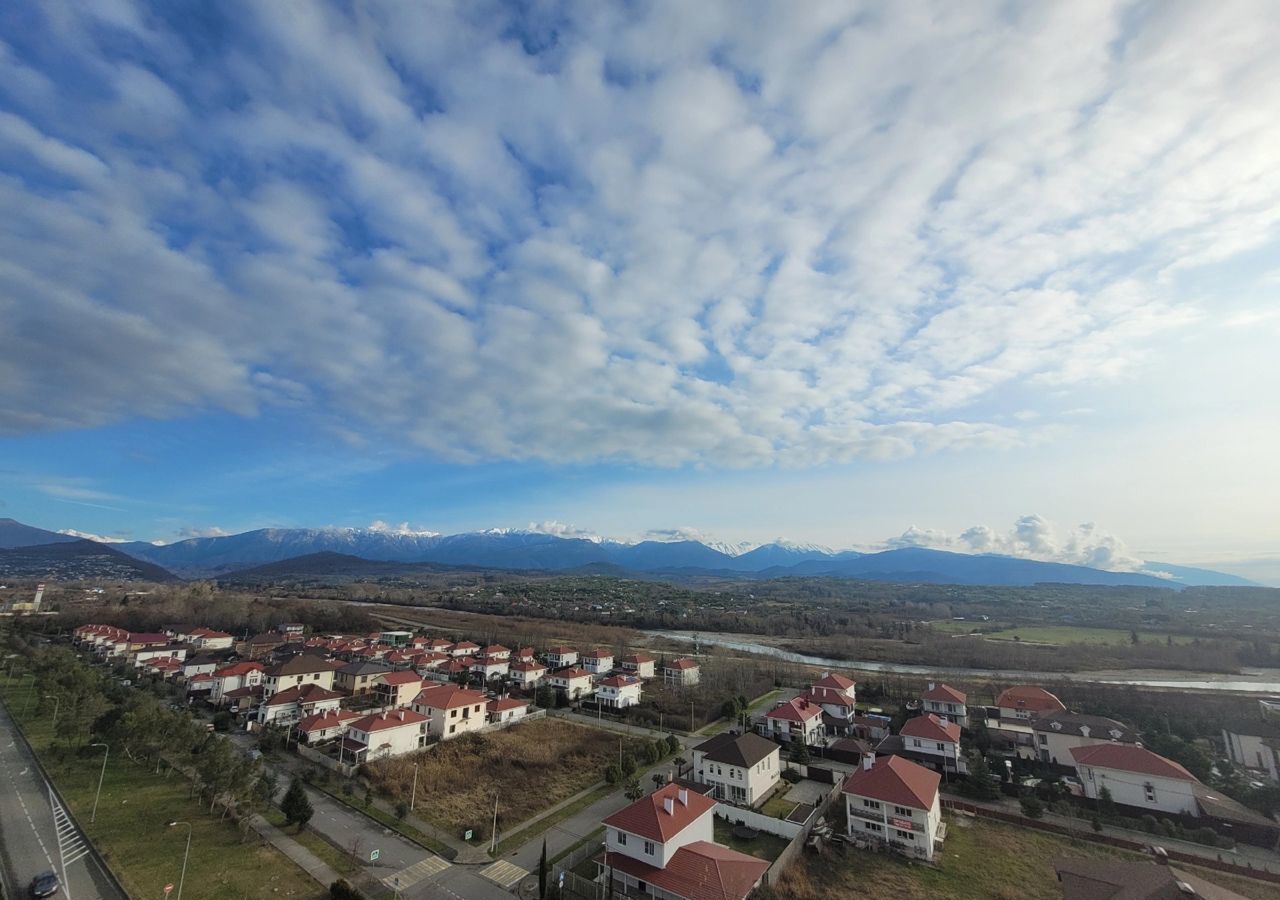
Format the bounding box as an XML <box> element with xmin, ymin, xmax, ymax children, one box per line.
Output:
<box><xmin>1</xmin><ymin>2</ymin><xmax>1277</xmax><ymax>466</ymax></box>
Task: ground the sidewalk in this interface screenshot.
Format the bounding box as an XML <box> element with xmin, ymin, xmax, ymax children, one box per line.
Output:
<box><xmin>550</xmin><ymin>709</ymin><xmax>696</xmax><ymax>747</ymax></box>
<box><xmin>249</xmin><ymin>814</ymin><xmax>341</xmax><ymax>886</ymax></box>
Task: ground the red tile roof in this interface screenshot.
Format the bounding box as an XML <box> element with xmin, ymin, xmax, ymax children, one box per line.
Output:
<box><xmin>621</xmin><ymin>653</ymin><xmax>655</xmax><ymax>664</ymax></box>
<box><xmin>901</xmin><ymin>713</ymin><xmax>961</xmax><ymax>744</ymax></box>
<box><xmin>349</xmin><ymin>708</ymin><xmax>428</xmax><ymax>732</ymax></box>
<box><xmin>481</xmin><ymin>645</ymin><xmax>509</xmax><ymax>654</ymax></box>
<box><xmin>665</xmin><ymin>657</ymin><xmax>699</xmax><ymax>670</ymax></box>
<box><xmin>546</xmin><ymin>646</ymin><xmax>577</xmax><ymax>655</ymax></box>
<box><xmin>582</xmin><ymin>649</ymin><xmax>612</xmax><ymax>659</ymax></box>
<box><xmin>488</xmin><ymin>697</ymin><xmax>528</xmax><ymax>712</ymax></box>
<box><xmin>450</xmin><ymin>641</ymin><xmax>481</xmax><ymax>651</ymax></box>
<box><xmin>812</xmin><ymin>673</ymin><xmax>856</xmax><ymax>691</ymax></box>
<box><xmin>603</xmin><ymin>782</ymin><xmax>717</xmax><ymax>843</ymax></box>
<box><xmin>296</xmin><ymin>710</ymin><xmax>359</xmax><ymax>733</ymax></box>
<box><xmin>804</xmin><ymin>688</ymin><xmax>855</xmax><ymax>709</ymax></box>
<box><xmin>412</xmin><ymin>683</ymin><xmax>488</xmax><ymax>710</ymax></box>
<box><xmin>551</xmin><ymin>667</ymin><xmax>592</xmax><ymax>680</ymax></box>
<box><xmin>605</xmin><ymin>842</ymin><xmax>768</xmax><ymax>900</ymax></box>
<box><xmin>213</xmin><ymin>662</ymin><xmax>264</xmax><ymax>677</ymax></box>
<box><xmin>264</xmin><ymin>684</ymin><xmax>344</xmax><ymax>706</ymax></box>
<box><xmin>766</xmin><ymin>697</ymin><xmax>822</xmax><ymax>723</ymax></box>
<box><xmin>996</xmin><ymin>685</ymin><xmax>1066</xmax><ymax>713</ymax></box>
<box><xmin>510</xmin><ymin>661</ymin><xmax>546</xmax><ymax>672</ymax></box>
<box><xmin>379</xmin><ymin>671</ymin><xmax>423</xmax><ymax>686</ymax></box>
<box><xmin>922</xmin><ymin>683</ymin><xmax>967</xmax><ymax>704</ymax></box>
<box><xmin>842</xmin><ymin>755</ymin><xmax>940</xmax><ymax>811</ymax></box>
<box><xmin>1069</xmin><ymin>744</ymin><xmax>1197</xmax><ymax>781</ymax></box>
<box><xmin>599</xmin><ymin>675</ymin><xmax>641</xmax><ymax>688</ymax></box>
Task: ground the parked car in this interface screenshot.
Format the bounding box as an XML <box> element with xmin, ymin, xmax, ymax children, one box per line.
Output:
<box><xmin>29</xmin><ymin>871</ymin><xmax>60</xmax><ymax>898</ymax></box>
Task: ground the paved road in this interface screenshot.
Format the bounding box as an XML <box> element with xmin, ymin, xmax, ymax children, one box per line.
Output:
<box><xmin>0</xmin><ymin>702</ymin><xmax>123</xmax><ymax>900</ymax></box>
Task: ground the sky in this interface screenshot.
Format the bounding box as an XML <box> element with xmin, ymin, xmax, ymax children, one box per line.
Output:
<box><xmin>1</xmin><ymin>1</ymin><xmax>1278</xmax><ymax>583</ymax></box>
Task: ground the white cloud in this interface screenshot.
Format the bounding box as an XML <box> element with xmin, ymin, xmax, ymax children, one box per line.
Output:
<box><xmin>524</xmin><ymin>521</ymin><xmax>603</xmax><ymax>542</ymax></box>
<box><xmin>177</xmin><ymin>526</ymin><xmax>230</xmax><ymax>539</ymax></box>
<box><xmin>1</xmin><ymin>2</ymin><xmax>1277</xmax><ymax>468</ymax></box>
<box><xmin>886</xmin><ymin>515</ymin><xmax>1149</xmax><ymax>572</ymax></box>
<box><xmin>366</xmin><ymin>521</ymin><xmax>439</xmax><ymax>537</ymax></box>
<box><xmin>57</xmin><ymin>528</ymin><xmax>127</xmax><ymax>543</ymax></box>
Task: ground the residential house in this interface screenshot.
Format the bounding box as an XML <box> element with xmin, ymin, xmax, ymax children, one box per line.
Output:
<box><xmin>378</xmin><ymin>631</ymin><xmax>413</xmax><ymax>646</ymax></box>
<box><xmin>849</xmin><ymin>714</ymin><xmax>892</xmax><ymax>743</ymax></box>
<box><xmin>842</xmin><ymin>754</ymin><xmax>945</xmax><ymax>861</ymax></box>
<box><xmin>343</xmin><ymin>709</ymin><xmax>429</xmax><ymax>762</ymax></box>
<box><xmin>597</xmin><ymin>675</ymin><xmax>643</xmax><ymax>709</ymax></box>
<box><xmin>257</xmin><ymin>683</ymin><xmax>343</xmax><ymax>727</ymax></box>
<box><xmin>412</xmin><ymin>652</ymin><xmax>449</xmax><ymax>673</ymax></box>
<box><xmin>470</xmin><ymin>654</ymin><xmax>510</xmax><ymax>681</ymax></box>
<box><xmin>1032</xmin><ymin>711</ymin><xmax>1139</xmax><ymax>768</ymax></box>
<box><xmin>545</xmin><ymin>646</ymin><xmax>579</xmax><ymax>668</ymax></box>
<box><xmin>549</xmin><ymin>667</ymin><xmax>595</xmax><ymax>701</ymax></box>
<box><xmin>480</xmin><ymin>644</ymin><xmax>511</xmax><ymax>661</ymax></box>
<box><xmin>762</xmin><ymin>697</ymin><xmax>824</xmax><ymax>746</ymax></box>
<box><xmin>515</xmin><ymin>647</ymin><xmax>536</xmax><ymax>663</ymax></box>
<box><xmin>1053</xmin><ymin>859</ymin><xmax>1251</xmax><ymax>900</ymax></box>
<box><xmin>375</xmin><ymin>670</ymin><xmax>425</xmax><ymax>708</ymax></box>
<box><xmin>237</xmin><ymin>632</ymin><xmax>285</xmax><ymax>659</ymax></box>
<box><xmin>804</xmin><ymin>673</ymin><xmax>857</xmax><ymax>733</ymax></box>
<box><xmin>602</xmin><ymin>783</ymin><xmax>769</xmax><ymax>900</ymax></box>
<box><xmin>1223</xmin><ymin>703</ymin><xmax>1280</xmax><ymax>783</ymax></box>
<box><xmin>581</xmin><ymin>649</ymin><xmax>614</xmax><ymax>675</ymax></box>
<box><xmin>662</xmin><ymin>658</ymin><xmax>701</xmax><ymax>687</ymax></box>
<box><xmin>130</xmin><ymin>644</ymin><xmax>189</xmax><ymax>668</ymax></box>
<box><xmin>921</xmin><ymin>682</ymin><xmax>968</xmax><ymax>727</ymax></box>
<box><xmin>447</xmin><ymin>640</ymin><xmax>481</xmax><ymax>657</ymax></box>
<box><xmin>209</xmin><ymin>662</ymin><xmax>265</xmax><ymax>706</ymax></box>
<box><xmin>335</xmin><ymin>661</ymin><xmax>393</xmax><ymax>696</ymax></box>
<box><xmin>411</xmin><ymin>683</ymin><xmax>490</xmax><ymax>739</ymax></box>
<box><xmin>180</xmin><ymin>654</ymin><xmax>222</xmax><ymax>682</ymax></box>
<box><xmin>262</xmin><ymin>655</ymin><xmax>342</xmax><ymax>698</ymax></box>
<box><xmin>424</xmin><ymin>638</ymin><xmax>452</xmax><ymax>654</ymax></box>
<box><xmin>895</xmin><ymin>714</ymin><xmax>965</xmax><ymax>775</ymax></box>
<box><xmin>145</xmin><ymin>657</ymin><xmax>184</xmax><ymax>679</ymax></box>
<box><xmin>996</xmin><ymin>685</ymin><xmax>1066</xmax><ymax>722</ymax></box>
<box><xmin>509</xmin><ymin>660</ymin><xmax>547</xmax><ymax>690</ymax></box>
<box><xmin>487</xmin><ymin>696</ymin><xmax>529</xmax><ymax>725</ymax></box>
<box><xmin>189</xmin><ymin>628</ymin><xmax>235</xmax><ymax>651</ymax></box>
<box><xmin>620</xmin><ymin>654</ymin><xmax>656</xmax><ymax>679</ymax></box>
<box><xmin>185</xmin><ymin>673</ymin><xmax>216</xmax><ymax>699</ymax></box>
<box><xmin>691</xmin><ymin>731</ymin><xmax>780</xmax><ymax>807</ymax></box>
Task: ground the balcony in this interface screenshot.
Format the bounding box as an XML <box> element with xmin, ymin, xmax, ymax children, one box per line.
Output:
<box><xmin>847</xmin><ymin>806</ymin><xmax>925</xmax><ymax>833</ymax></box>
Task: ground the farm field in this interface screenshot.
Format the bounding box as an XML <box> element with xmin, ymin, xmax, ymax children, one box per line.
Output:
<box><xmin>929</xmin><ymin>621</ymin><xmax>1195</xmax><ymax>646</ymax></box>
<box><xmin>362</xmin><ymin>718</ymin><xmax>657</xmax><ymax>841</ymax></box>
<box><xmin>769</xmin><ymin>816</ymin><xmax>1280</xmax><ymax>900</ymax></box>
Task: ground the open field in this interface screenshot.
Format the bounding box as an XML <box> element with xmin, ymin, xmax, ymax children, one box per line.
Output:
<box><xmin>769</xmin><ymin>816</ymin><xmax>1280</xmax><ymax>900</ymax></box>
<box><xmin>928</xmin><ymin>621</ymin><xmax>1196</xmax><ymax>646</ymax></box>
<box><xmin>363</xmin><ymin>718</ymin><xmax>655</xmax><ymax>841</ymax></box>
<box><xmin>0</xmin><ymin>680</ymin><xmax>324</xmax><ymax>900</ymax></box>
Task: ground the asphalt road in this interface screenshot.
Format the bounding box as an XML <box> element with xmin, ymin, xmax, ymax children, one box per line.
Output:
<box><xmin>0</xmin><ymin>702</ymin><xmax>123</xmax><ymax>900</ymax></box>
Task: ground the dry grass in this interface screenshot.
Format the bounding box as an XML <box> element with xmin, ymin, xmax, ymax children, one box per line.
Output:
<box><xmin>769</xmin><ymin>816</ymin><xmax>1280</xmax><ymax>900</ymax></box>
<box><xmin>363</xmin><ymin>719</ymin><xmax>651</xmax><ymax>839</ymax></box>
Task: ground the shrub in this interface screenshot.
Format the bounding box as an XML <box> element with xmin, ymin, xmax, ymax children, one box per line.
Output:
<box><xmin>395</xmin><ymin>800</ymin><xmax>410</xmax><ymax>820</ymax></box>
<box><xmin>1091</xmin><ymin>816</ymin><xmax>1102</xmax><ymax>832</ymax></box>
<box><xmin>1020</xmin><ymin>796</ymin><xmax>1044</xmax><ymax>819</ymax></box>
<box><xmin>212</xmin><ymin>711</ymin><xmax>233</xmax><ymax>732</ymax></box>
<box><xmin>329</xmin><ymin>880</ymin><xmax>362</xmax><ymax>900</ymax></box>
<box><xmin>665</xmin><ymin>734</ymin><xmax>680</xmax><ymax>754</ymax></box>
<box><xmin>604</xmin><ymin>765</ymin><xmax>621</xmax><ymax>785</ymax></box>
<box><xmin>782</xmin><ymin>769</ymin><xmax>802</xmax><ymax>784</ymax></box>
<box><xmin>621</xmin><ymin>754</ymin><xmax>638</xmax><ymax>777</ymax></box>
<box><xmin>1140</xmin><ymin>814</ymin><xmax>1159</xmax><ymax>833</ymax></box>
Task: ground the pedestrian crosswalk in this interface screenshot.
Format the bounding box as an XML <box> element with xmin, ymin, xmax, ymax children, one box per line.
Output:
<box><xmin>479</xmin><ymin>859</ymin><xmax>529</xmax><ymax>890</ymax></box>
<box><xmin>382</xmin><ymin>854</ymin><xmax>450</xmax><ymax>892</ymax></box>
<box><xmin>50</xmin><ymin>786</ymin><xmax>91</xmax><ymax>869</ymax></box>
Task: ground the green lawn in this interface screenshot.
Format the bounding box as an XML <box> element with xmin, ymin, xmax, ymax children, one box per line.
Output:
<box><xmin>770</xmin><ymin>815</ymin><xmax>1280</xmax><ymax>900</ymax></box>
<box><xmin>699</xmin><ymin>689</ymin><xmax>783</xmax><ymax>736</ymax></box>
<box><xmin>0</xmin><ymin>682</ymin><xmax>324</xmax><ymax>900</ymax></box>
<box><xmin>264</xmin><ymin>808</ymin><xmax>361</xmax><ymax>877</ymax></box>
<box><xmin>929</xmin><ymin>621</ymin><xmax>1194</xmax><ymax>646</ymax></box>
<box><xmin>760</xmin><ymin>785</ymin><xmax>798</xmax><ymax>820</ymax></box>
<box><xmin>712</xmin><ymin>816</ymin><xmax>791</xmax><ymax>863</ymax></box>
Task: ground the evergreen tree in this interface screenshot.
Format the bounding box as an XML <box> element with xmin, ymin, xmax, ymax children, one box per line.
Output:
<box><xmin>538</xmin><ymin>838</ymin><xmax>548</xmax><ymax>900</ymax></box>
<box><xmin>282</xmin><ymin>776</ymin><xmax>314</xmax><ymax>831</ymax></box>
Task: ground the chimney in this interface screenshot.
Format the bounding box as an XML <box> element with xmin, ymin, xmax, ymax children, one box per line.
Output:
<box><xmin>927</xmin><ymin>681</ymin><xmax>936</xmax><ymax>692</ymax></box>
<box><xmin>663</xmin><ymin>797</ymin><xmax>675</xmax><ymax>815</ymax></box>
<box><xmin>678</xmin><ymin>788</ymin><xmax>688</xmax><ymax>806</ymax></box>
<box><xmin>863</xmin><ymin>752</ymin><xmax>875</xmax><ymax>771</ymax></box>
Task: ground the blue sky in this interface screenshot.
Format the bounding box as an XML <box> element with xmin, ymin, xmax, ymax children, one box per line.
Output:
<box><xmin>1</xmin><ymin>2</ymin><xmax>1278</xmax><ymax>583</ymax></box>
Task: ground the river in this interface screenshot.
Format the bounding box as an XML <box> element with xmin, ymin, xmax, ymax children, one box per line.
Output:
<box><xmin>647</xmin><ymin>629</ymin><xmax>1280</xmax><ymax>694</ymax></box>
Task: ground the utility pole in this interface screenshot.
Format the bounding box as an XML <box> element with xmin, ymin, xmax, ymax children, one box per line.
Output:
<box><xmin>90</xmin><ymin>743</ymin><xmax>109</xmax><ymax>824</ymax></box>
<box><xmin>411</xmin><ymin>763</ymin><xmax>419</xmax><ymax>813</ymax></box>
<box><xmin>490</xmin><ymin>792</ymin><xmax>499</xmax><ymax>854</ymax></box>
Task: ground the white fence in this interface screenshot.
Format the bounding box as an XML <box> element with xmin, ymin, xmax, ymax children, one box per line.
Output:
<box><xmin>714</xmin><ymin>803</ymin><xmax>805</xmax><ymax>839</ymax></box>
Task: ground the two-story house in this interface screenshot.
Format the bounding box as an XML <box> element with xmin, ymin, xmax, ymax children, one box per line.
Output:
<box><xmin>343</xmin><ymin>709</ymin><xmax>429</xmax><ymax>762</ymax></box>
<box><xmin>921</xmin><ymin>682</ymin><xmax>968</xmax><ymax>726</ymax></box>
<box><xmin>209</xmin><ymin>662</ymin><xmax>265</xmax><ymax>707</ymax></box>
<box><xmin>762</xmin><ymin>697</ymin><xmax>824</xmax><ymax>746</ymax></box>
<box><xmin>294</xmin><ymin>709</ymin><xmax>359</xmax><ymax>745</ymax></box>
<box><xmin>602</xmin><ymin>783</ymin><xmax>769</xmax><ymax>900</ymax></box>
<box><xmin>691</xmin><ymin>731</ymin><xmax>780</xmax><ymax>807</ymax></box>
<box><xmin>1031</xmin><ymin>711</ymin><xmax>1138</xmax><ymax>768</ymax></box>
<box><xmin>620</xmin><ymin>654</ymin><xmax>656</xmax><ymax>679</ymax></box>
<box><xmin>470</xmin><ymin>654</ymin><xmax>510</xmax><ymax>681</ymax></box>
<box><xmin>411</xmin><ymin>683</ymin><xmax>489</xmax><ymax>739</ymax></box>
<box><xmin>188</xmin><ymin>628</ymin><xmax>235</xmax><ymax>651</ymax></box>
<box><xmin>842</xmin><ymin>754</ymin><xmax>945</xmax><ymax>861</ymax></box>
<box><xmin>597</xmin><ymin>674</ymin><xmax>643</xmax><ymax>709</ymax></box>
<box><xmin>447</xmin><ymin>640</ymin><xmax>481</xmax><ymax>657</ymax></box>
<box><xmin>804</xmin><ymin>673</ymin><xmax>857</xmax><ymax>733</ymax></box>
<box><xmin>479</xmin><ymin>644</ymin><xmax>511</xmax><ymax>661</ymax></box>
<box><xmin>1071</xmin><ymin>744</ymin><xmax>1200</xmax><ymax>816</ymax></box>
<box><xmin>487</xmin><ymin>696</ymin><xmax>529</xmax><ymax>725</ymax></box>
<box><xmin>509</xmin><ymin>660</ymin><xmax>547</xmax><ymax>691</ymax></box>
<box><xmin>662</xmin><ymin>658</ymin><xmax>701</xmax><ymax>686</ymax></box>
<box><xmin>257</xmin><ymin>683</ymin><xmax>344</xmax><ymax>727</ymax></box>
<box><xmin>375</xmin><ymin>670</ymin><xmax>425</xmax><ymax>708</ymax></box>
<box><xmin>996</xmin><ymin>685</ymin><xmax>1066</xmax><ymax>722</ymax></box>
<box><xmin>545</xmin><ymin>646</ymin><xmax>579</xmax><ymax>669</ymax></box>
<box><xmin>581</xmin><ymin>649</ymin><xmax>614</xmax><ymax>676</ymax></box>
<box><xmin>335</xmin><ymin>660</ymin><xmax>392</xmax><ymax>696</ymax></box>
<box><xmin>548</xmin><ymin>667</ymin><xmax>595</xmax><ymax>701</ymax></box>
<box><xmin>262</xmin><ymin>655</ymin><xmax>343</xmax><ymax>698</ymax></box>
<box><xmin>897</xmin><ymin>713</ymin><xmax>965</xmax><ymax>775</ymax></box>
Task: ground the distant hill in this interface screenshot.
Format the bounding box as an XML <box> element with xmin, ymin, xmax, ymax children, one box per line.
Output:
<box><xmin>219</xmin><ymin>551</ymin><xmax>474</xmax><ymax>582</ymax></box>
<box><xmin>1141</xmin><ymin>562</ymin><xmax>1258</xmax><ymax>588</ymax></box>
<box><xmin>0</xmin><ymin>540</ymin><xmax>175</xmax><ymax>582</ymax></box>
<box><xmin>0</xmin><ymin>518</ymin><xmax>82</xmax><ymax>549</ymax></box>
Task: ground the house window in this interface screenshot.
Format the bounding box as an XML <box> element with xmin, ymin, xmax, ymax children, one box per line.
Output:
<box><xmin>643</xmin><ymin>840</ymin><xmax>655</xmax><ymax>856</ymax></box>
<box><xmin>864</xmin><ymin>822</ymin><xmax>882</xmax><ymax>832</ymax></box>
<box><xmin>616</xmin><ymin>831</ymin><xmax>627</xmax><ymax>846</ymax></box>
<box><xmin>451</xmin><ymin>709</ymin><xmax>457</xmax><ymax>718</ymax></box>
<box><xmin>893</xmin><ymin>806</ymin><xmax>911</xmax><ymax>817</ymax></box>
<box><xmin>936</xmin><ymin>743</ymin><xmax>945</xmax><ymax>751</ymax></box>
<box><xmin>1144</xmin><ymin>783</ymin><xmax>1156</xmax><ymax>803</ymax></box>
<box><xmin>863</xmin><ymin>799</ymin><xmax>881</xmax><ymax>810</ymax></box>
<box><xmin>911</xmin><ymin>739</ymin><xmax>922</xmax><ymax>748</ymax></box>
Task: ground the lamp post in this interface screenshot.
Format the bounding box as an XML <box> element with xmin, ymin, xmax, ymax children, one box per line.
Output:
<box><xmin>21</xmin><ymin>674</ymin><xmax>36</xmax><ymax>713</ymax></box>
<box><xmin>410</xmin><ymin>762</ymin><xmax>419</xmax><ymax>813</ymax></box>
<box><xmin>90</xmin><ymin>743</ymin><xmax>109</xmax><ymax>824</ymax></box>
<box><xmin>50</xmin><ymin>695</ymin><xmax>62</xmax><ymax>730</ymax></box>
<box><xmin>490</xmin><ymin>792</ymin><xmax>499</xmax><ymax>854</ymax></box>
<box><xmin>167</xmin><ymin>821</ymin><xmax>192</xmax><ymax>900</ymax></box>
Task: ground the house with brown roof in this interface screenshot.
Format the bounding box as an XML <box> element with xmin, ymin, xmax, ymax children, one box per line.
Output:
<box><xmin>581</xmin><ymin>649</ymin><xmax>614</xmax><ymax>675</ymax></box>
<box><xmin>447</xmin><ymin>640</ymin><xmax>481</xmax><ymax>657</ymax></box>
<box><xmin>549</xmin><ymin>667</ymin><xmax>595</xmax><ymax>701</ymax></box>
<box><xmin>411</xmin><ymin>683</ymin><xmax>489</xmax><ymax>739</ymax></box>
<box><xmin>545</xmin><ymin>646</ymin><xmax>579</xmax><ymax>668</ymax></box>
<box><xmin>996</xmin><ymin>685</ymin><xmax>1066</xmax><ymax>722</ymax></box>
<box><xmin>691</xmin><ymin>731</ymin><xmax>781</xmax><ymax>807</ymax></box>
<box><xmin>1070</xmin><ymin>744</ymin><xmax>1201</xmax><ymax>816</ymax></box>
<box><xmin>189</xmin><ymin>627</ymin><xmax>235</xmax><ymax>651</ymax></box>
<box><xmin>895</xmin><ymin>713</ymin><xmax>966</xmax><ymax>775</ymax></box>
<box><xmin>597</xmin><ymin>675</ymin><xmax>643</xmax><ymax>709</ymax></box>
<box><xmin>1032</xmin><ymin>711</ymin><xmax>1138</xmax><ymax>768</ymax></box>
<box><xmin>620</xmin><ymin>653</ymin><xmax>656</xmax><ymax>679</ymax></box>
<box><xmin>344</xmin><ymin>708</ymin><xmax>429</xmax><ymax>761</ymax></box>
<box><xmin>487</xmin><ymin>696</ymin><xmax>529</xmax><ymax>725</ymax></box>
<box><xmin>334</xmin><ymin>660</ymin><xmax>392</xmax><ymax>696</ymax></box>
<box><xmin>209</xmin><ymin>661</ymin><xmax>265</xmax><ymax>706</ymax></box>
<box><xmin>601</xmin><ymin>783</ymin><xmax>769</xmax><ymax>900</ymax></box>
<box><xmin>294</xmin><ymin>709</ymin><xmax>361</xmax><ymax>745</ymax></box>
<box><xmin>515</xmin><ymin>646</ymin><xmax>536</xmax><ymax>663</ymax></box>
<box><xmin>375</xmin><ymin>670</ymin><xmax>425</xmax><ymax>708</ymax></box>
<box><xmin>1053</xmin><ymin>858</ymin><xmax>1250</xmax><ymax>900</ymax></box>
<box><xmin>921</xmin><ymin>682</ymin><xmax>968</xmax><ymax>726</ymax></box>
<box><xmin>662</xmin><ymin>658</ymin><xmax>701</xmax><ymax>687</ymax></box>
<box><xmin>470</xmin><ymin>654</ymin><xmax>510</xmax><ymax>681</ymax></box>
<box><xmin>842</xmin><ymin>754</ymin><xmax>945</xmax><ymax>861</ymax></box>
<box><xmin>480</xmin><ymin>644</ymin><xmax>510</xmax><ymax>661</ymax></box>
<box><xmin>257</xmin><ymin>683</ymin><xmax>344</xmax><ymax>727</ymax></box>
<box><xmin>509</xmin><ymin>660</ymin><xmax>547</xmax><ymax>690</ymax></box>
<box><xmin>262</xmin><ymin>654</ymin><xmax>343</xmax><ymax>697</ymax></box>
<box><xmin>803</xmin><ymin>672</ymin><xmax>857</xmax><ymax>734</ymax></box>
<box><xmin>762</xmin><ymin>697</ymin><xmax>824</xmax><ymax>746</ymax></box>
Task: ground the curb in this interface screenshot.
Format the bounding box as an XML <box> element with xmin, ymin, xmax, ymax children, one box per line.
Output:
<box><xmin>0</xmin><ymin>696</ymin><xmax>131</xmax><ymax>900</ymax></box>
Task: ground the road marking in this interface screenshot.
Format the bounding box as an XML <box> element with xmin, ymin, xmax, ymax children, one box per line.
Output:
<box><xmin>381</xmin><ymin>855</ymin><xmax>449</xmax><ymax>890</ymax></box>
<box><xmin>479</xmin><ymin>859</ymin><xmax>529</xmax><ymax>890</ymax></box>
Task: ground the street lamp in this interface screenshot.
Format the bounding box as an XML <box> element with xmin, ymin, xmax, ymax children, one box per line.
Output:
<box><xmin>90</xmin><ymin>743</ymin><xmax>109</xmax><ymax>824</ymax></box>
<box><xmin>50</xmin><ymin>695</ymin><xmax>62</xmax><ymax>730</ymax></box>
<box><xmin>410</xmin><ymin>762</ymin><xmax>419</xmax><ymax>813</ymax></box>
<box><xmin>167</xmin><ymin>821</ymin><xmax>192</xmax><ymax>900</ymax></box>
<box><xmin>20</xmin><ymin>674</ymin><xmax>36</xmax><ymax>712</ymax></box>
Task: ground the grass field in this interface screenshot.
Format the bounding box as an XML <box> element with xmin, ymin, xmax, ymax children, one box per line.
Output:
<box><xmin>712</xmin><ymin>817</ymin><xmax>790</xmax><ymax>863</ymax></box>
<box><xmin>770</xmin><ymin>816</ymin><xmax>1280</xmax><ymax>900</ymax></box>
<box><xmin>929</xmin><ymin>621</ymin><xmax>1195</xmax><ymax>646</ymax></box>
<box><xmin>760</xmin><ymin>785</ymin><xmax>798</xmax><ymax>820</ymax></box>
<box><xmin>363</xmin><ymin>719</ymin><xmax>653</xmax><ymax>841</ymax></box>
<box><xmin>0</xmin><ymin>681</ymin><xmax>324</xmax><ymax>900</ymax></box>
<box><xmin>264</xmin><ymin>808</ymin><xmax>361</xmax><ymax>877</ymax></box>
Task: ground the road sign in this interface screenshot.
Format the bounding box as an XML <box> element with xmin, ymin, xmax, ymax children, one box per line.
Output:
<box><xmin>464</xmin><ymin>829</ymin><xmax>474</xmax><ymax>841</ymax></box>
<box><xmin>164</xmin><ymin>884</ymin><xmax>174</xmax><ymax>897</ymax></box>
<box><xmin>370</xmin><ymin>849</ymin><xmax>380</xmax><ymax>862</ymax></box>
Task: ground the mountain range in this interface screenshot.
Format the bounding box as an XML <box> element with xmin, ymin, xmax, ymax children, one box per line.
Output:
<box><xmin>0</xmin><ymin>518</ymin><xmax>1257</xmax><ymax>588</ymax></box>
